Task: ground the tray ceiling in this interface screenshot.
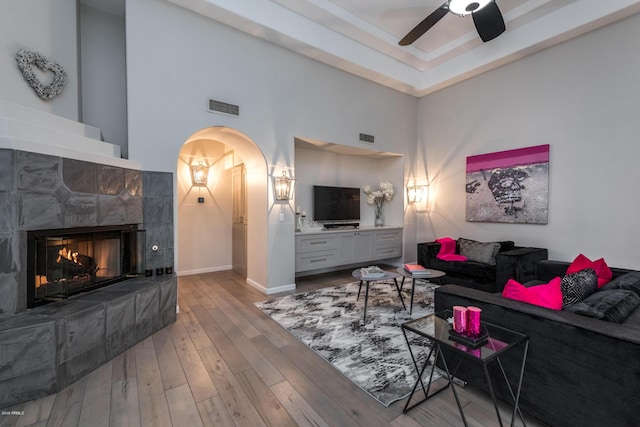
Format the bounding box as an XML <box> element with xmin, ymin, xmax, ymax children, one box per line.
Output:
<box><xmin>130</xmin><ymin>1</ymin><xmax>640</xmax><ymax>96</ymax></box>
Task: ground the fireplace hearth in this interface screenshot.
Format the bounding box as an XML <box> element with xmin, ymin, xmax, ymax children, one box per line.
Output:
<box><xmin>27</xmin><ymin>224</ymin><xmax>146</xmax><ymax>308</ymax></box>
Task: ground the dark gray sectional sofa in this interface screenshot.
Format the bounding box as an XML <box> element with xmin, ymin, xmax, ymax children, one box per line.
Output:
<box><xmin>434</xmin><ymin>260</ymin><xmax>640</xmax><ymax>427</ymax></box>
<box><xmin>418</xmin><ymin>239</ymin><xmax>548</xmax><ymax>293</ymax></box>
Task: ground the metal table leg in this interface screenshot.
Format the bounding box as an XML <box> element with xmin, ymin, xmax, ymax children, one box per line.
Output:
<box><xmin>402</xmin><ymin>340</ymin><xmax>450</xmax><ymax>413</ymax></box>
<box><xmin>393</xmin><ymin>278</ymin><xmax>406</xmax><ymax>311</ymax></box>
<box><xmin>495</xmin><ymin>341</ymin><xmax>529</xmax><ymax>427</ymax></box>
<box><xmin>399</xmin><ymin>276</ymin><xmax>417</xmax><ymax>315</ymax></box>
<box><xmin>409</xmin><ymin>277</ymin><xmax>416</xmax><ymax>314</ymax></box>
<box><xmin>363</xmin><ymin>281</ymin><xmax>370</xmax><ymax>322</ymax></box>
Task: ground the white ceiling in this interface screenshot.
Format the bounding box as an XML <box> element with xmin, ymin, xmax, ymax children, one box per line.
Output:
<box><xmin>166</xmin><ymin>0</ymin><xmax>640</xmax><ymax>97</ymax></box>
<box><xmin>93</xmin><ymin>0</ymin><xmax>640</xmax><ymax>97</ymax></box>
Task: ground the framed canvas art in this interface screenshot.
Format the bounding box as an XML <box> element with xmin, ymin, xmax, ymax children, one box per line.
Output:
<box><xmin>466</xmin><ymin>144</ymin><xmax>549</xmax><ymax>224</ymax></box>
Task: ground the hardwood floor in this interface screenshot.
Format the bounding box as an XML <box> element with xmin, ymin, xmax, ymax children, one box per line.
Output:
<box><xmin>0</xmin><ymin>269</ymin><xmax>548</xmax><ymax>427</ymax></box>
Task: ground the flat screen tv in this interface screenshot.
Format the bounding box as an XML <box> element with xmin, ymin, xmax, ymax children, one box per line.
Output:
<box><xmin>313</xmin><ymin>185</ymin><xmax>360</xmax><ymax>223</ymax></box>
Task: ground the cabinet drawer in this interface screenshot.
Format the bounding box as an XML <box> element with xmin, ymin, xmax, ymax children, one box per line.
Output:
<box><xmin>296</xmin><ymin>235</ymin><xmax>338</xmax><ymax>253</ymax></box>
<box><xmin>296</xmin><ymin>250</ymin><xmax>338</xmax><ymax>272</ymax></box>
<box><xmin>373</xmin><ymin>245</ymin><xmax>402</xmax><ymax>259</ymax></box>
<box><xmin>374</xmin><ymin>230</ymin><xmax>402</xmax><ymax>248</ymax></box>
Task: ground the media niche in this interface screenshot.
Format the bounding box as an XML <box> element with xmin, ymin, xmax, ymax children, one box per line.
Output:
<box><xmin>313</xmin><ymin>185</ymin><xmax>360</xmax><ymax>228</ymax></box>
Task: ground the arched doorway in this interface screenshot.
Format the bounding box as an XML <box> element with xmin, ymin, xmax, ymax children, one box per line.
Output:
<box><xmin>176</xmin><ymin>127</ymin><xmax>268</xmax><ymax>287</ymax></box>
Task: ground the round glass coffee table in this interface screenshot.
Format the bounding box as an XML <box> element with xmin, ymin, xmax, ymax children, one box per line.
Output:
<box><xmin>396</xmin><ymin>266</ymin><xmax>446</xmax><ymax>314</ymax></box>
<box><xmin>352</xmin><ymin>269</ymin><xmax>405</xmax><ymax>323</ymax></box>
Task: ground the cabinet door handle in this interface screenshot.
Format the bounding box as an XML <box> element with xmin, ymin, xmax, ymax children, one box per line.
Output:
<box><xmin>310</xmin><ymin>258</ymin><xmax>327</xmax><ymax>263</ymax></box>
<box><xmin>310</xmin><ymin>241</ymin><xmax>327</xmax><ymax>245</ymax></box>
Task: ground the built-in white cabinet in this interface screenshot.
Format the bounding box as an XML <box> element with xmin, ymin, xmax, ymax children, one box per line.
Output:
<box><xmin>295</xmin><ymin>227</ymin><xmax>402</xmax><ymax>273</ymax></box>
<box><xmin>338</xmin><ymin>231</ymin><xmax>373</xmax><ymax>264</ymax></box>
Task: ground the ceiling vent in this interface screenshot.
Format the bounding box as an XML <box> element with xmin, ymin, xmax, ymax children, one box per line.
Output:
<box><xmin>208</xmin><ymin>99</ymin><xmax>239</xmax><ymax>116</ymax></box>
<box><xmin>359</xmin><ymin>133</ymin><xmax>375</xmax><ymax>144</ymax></box>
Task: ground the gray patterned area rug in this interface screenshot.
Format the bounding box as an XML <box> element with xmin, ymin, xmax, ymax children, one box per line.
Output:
<box><xmin>254</xmin><ymin>280</ymin><xmax>440</xmax><ymax>407</ymax></box>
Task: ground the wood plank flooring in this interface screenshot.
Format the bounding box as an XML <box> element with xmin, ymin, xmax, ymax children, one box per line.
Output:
<box><xmin>0</xmin><ymin>269</ymin><xmax>549</xmax><ymax>427</ymax></box>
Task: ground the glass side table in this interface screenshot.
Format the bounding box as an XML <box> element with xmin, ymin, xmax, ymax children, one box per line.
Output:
<box><xmin>402</xmin><ymin>310</ymin><xmax>529</xmax><ymax>427</ymax></box>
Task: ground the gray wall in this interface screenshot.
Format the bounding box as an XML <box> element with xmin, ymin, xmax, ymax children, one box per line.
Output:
<box><xmin>417</xmin><ymin>12</ymin><xmax>640</xmax><ymax>268</ymax></box>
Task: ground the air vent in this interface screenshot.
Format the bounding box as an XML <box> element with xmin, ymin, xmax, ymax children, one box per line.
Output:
<box><xmin>359</xmin><ymin>133</ymin><xmax>375</xmax><ymax>144</ymax></box>
<box><xmin>208</xmin><ymin>99</ymin><xmax>239</xmax><ymax>116</ymax></box>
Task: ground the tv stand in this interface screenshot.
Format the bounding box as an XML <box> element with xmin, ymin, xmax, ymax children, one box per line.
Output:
<box><xmin>323</xmin><ymin>222</ymin><xmax>359</xmax><ymax>229</ymax></box>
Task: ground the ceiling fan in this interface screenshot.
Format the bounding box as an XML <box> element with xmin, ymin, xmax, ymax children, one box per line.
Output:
<box><xmin>399</xmin><ymin>0</ymin><xmax>505</xmax><ymax>46</ymax></box>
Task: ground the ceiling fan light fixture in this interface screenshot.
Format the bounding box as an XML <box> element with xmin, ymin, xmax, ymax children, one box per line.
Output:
<box><xmin>449</xmin><ymin>0</ymin><xmax>492</xmax><ymax>16</ymax></box>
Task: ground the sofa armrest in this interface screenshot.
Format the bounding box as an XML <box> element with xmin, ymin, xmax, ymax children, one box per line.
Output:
<box><xmin>495</xmin><ymin>247</ymin><xmax>548</xmax><ymax>291</ymax></box>
<box><xmin>417</xmin><ymin>241</ymin><xmax>441</xmax><ymax>268</ymax></box>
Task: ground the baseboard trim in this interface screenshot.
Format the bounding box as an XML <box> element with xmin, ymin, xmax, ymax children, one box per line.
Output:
<box><xmin>177</xmin><ymin>265</ymin><xmax>232</xmax><ymax>276</ymax></box>
<box><xmin>247</xmin><ymin>278</ymin><xmax>296</xmax><ymax>295</ymax></box>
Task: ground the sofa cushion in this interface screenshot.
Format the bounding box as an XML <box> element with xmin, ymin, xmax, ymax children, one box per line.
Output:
<box><xmin>564</xmin><ymin>289</ymin><xmax>640</xmax><ymax>323</ymax></box>
<box><xmin>502</xmin><ymin>277</ymin><xmax>563</xmax><ymax>310</ymax></box>
<box><xmin>429</xmin><ymin>258</ymin><xmax>497</xmax><ymax>282</ymax></box>
<box><xmin>458</xmin><ymin>238</ymin><xmax>501</xmax><ymax>266</ymax></box>
<box><xmin>600</xmin><ymin>271</ymin><xmax>640</xmax><ymax>297</ymax></box>
<box><xmin>566</xmin><ymin>254</ymin><xmax>613</xmax><ymax>287</ymax></box>
<box><xmin>561</xmin><ymin>269</ymin><xmax>598</xmax><ymax>308</ymax></box>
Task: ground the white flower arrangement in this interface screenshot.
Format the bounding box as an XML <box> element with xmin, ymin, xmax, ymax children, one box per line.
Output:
<box><xmin>363</xmin><ymin>181</ymin><xmax>394</xmax><ymax>224</ymax></box>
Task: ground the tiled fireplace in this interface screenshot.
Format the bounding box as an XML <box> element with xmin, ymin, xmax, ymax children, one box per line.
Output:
<box><xmin>0</xmin><ymin>102</ymin><xmax>177</xmax><ymax>407</ymax></box>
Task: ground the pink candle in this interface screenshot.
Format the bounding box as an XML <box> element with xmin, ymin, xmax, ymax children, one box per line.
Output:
<box><xmin>467</xmin><ymin>306</ymin><xmax>482</xmax><ymax>336</ymax></box>
<box><xmin>453</xmin><ymin>306</ymin><xmax>467</xmax><ymax>334</ymax></box>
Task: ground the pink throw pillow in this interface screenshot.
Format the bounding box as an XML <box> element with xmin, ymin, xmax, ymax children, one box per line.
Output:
<box><xmin>502</xmin><ymin>277</ymin><xmax>563</xmax><ymax>310</ymax></box>
<box><xmin>435</xmin><ymin>237</ymin><xmax>468</xmax><ymax>262</ymax></box>
<box><xmin>566</xmin><ymin>254</ymin><xmax>613</xmax><ymax>287</ymax></box>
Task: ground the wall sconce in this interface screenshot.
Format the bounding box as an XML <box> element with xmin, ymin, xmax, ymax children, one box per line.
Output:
<box><xmin>406</xmin><ymin>183</ymin><xmax>428</xmax><ymax>204</ymax></box>
<box><xmin>274</xmin><ymin>171</ymin><xmax>295</xmax><ymax>200</ymax></box>
<box><xmin>191</xmin><ymin>162</ymin><xmax>209</xmax><ymax>186</ymax></box>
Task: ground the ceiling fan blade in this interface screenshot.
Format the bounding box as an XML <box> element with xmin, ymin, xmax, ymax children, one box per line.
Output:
<box><xmin>399</xmin><ymin>3</ymin><xmax>449</xmax><ymax>46</ymax></box>
<box><xmin>472</xmin><ymin>1</ymin><xmax>505</xmax><ymax>42</ymax></box>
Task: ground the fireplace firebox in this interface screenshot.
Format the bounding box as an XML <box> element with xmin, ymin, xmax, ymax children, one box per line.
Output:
<box><xmin>26</xmin><ymin>224</ymin><xmax>145</xmax><ymax>308</ymax></box>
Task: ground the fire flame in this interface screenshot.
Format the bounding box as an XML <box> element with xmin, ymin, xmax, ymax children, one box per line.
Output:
<box><xmin>57</xmin><ymin>247</ymin><xmax>80</xmax><ymax>265</ymax></box>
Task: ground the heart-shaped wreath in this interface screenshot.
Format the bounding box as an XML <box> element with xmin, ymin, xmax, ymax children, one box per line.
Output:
<box><xmin>15</xmin><ymin>48</ymin><xmax>67</xmax><ymax>100</ymax></box>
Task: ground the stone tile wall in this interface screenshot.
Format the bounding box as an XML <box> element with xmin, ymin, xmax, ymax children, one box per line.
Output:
<box><xmin>143</xmin><ymin>171</ymin><xmax>174</xmax><ymax>274</ymax></box>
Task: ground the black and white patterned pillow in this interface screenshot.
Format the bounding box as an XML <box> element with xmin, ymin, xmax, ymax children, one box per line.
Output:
<box><xmin>561</xmin><ymin>268</ymin><xmax>598</xmax><ymax>308</ymax></box>
<box><xmin>458</xmin><ymin>238</ymin><xmax>501</xmax><ymax>265</ymax></box>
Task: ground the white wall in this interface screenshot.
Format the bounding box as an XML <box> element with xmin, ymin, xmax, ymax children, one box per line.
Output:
<box><xmin>294</xmin><ymin>147</ymin><xmax>404</xmax><ymax>227</ymax></box>
<box><xmin>417</xmin><ymin>12</ymin><xmax>640</xmax><ymax>268</ymax></box>
<box><xmin>0</xmin><ymin>0</ymin><xmax>79</xmax><ymax>120</ymax></box>
<box><xmin>125</xmin><ymin>0</ymin><xmax>418</xmax><ymax>291</ymax></box>
<box><xmin>80</xmin><ymin>4</ymin><xmax>128</xmax><ymax>157</ymax></box>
